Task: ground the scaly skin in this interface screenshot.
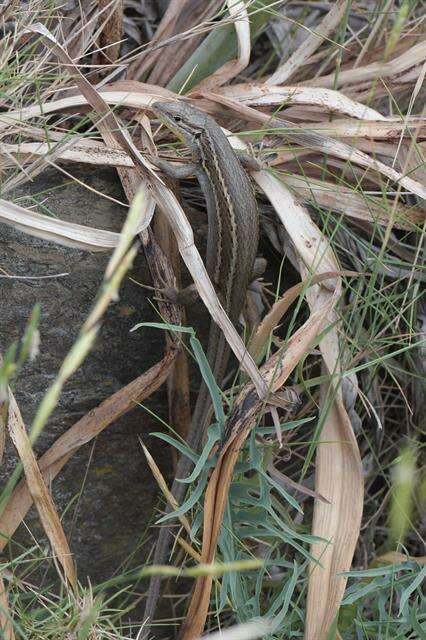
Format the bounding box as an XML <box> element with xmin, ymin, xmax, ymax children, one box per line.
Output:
<box><xmin>142</xmin><ymin>101</ymin><xmax>258</xmax><ymax>635</ymax></box>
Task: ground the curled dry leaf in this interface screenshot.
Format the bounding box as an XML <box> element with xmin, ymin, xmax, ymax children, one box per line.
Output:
<box><xmin>218</xmin><ymin>83</ymin><xmax>385</xmax><ymax>120</ymax></box>
<box><xmin>1</xmin><ymin>141</ymin><xmax>135</xmax><ymax>169</ymax></box>
<box><xmin>194</xmin><ymin>0</ymin><xmax>250</xmax><ymax>90</ymax></box>
<box><xmin>303</xmin><ymin>282</ymin><xmax>362</xmax><ymax>640</ymax></box>
<box><xmin>0</xmin><ymin>196</ymin><xmax>139</xmax><ymax>251</ymax></box>
<box><xmin>248</xmin><ymin>270</ymin><xmax>358</xmax><ymax>363</ymax></box>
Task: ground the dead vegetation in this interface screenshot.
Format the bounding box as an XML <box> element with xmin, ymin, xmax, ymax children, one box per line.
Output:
<box><xmin>0</xmin><ymin>1</ymin><xmax>425</xmax><ymax>639</ymax></box>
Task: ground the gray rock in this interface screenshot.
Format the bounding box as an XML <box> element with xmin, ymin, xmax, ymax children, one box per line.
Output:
<box><xmin>1</xmin><ymin>164</ymin><xmax>172</xmax><ymax>585</ymax></box>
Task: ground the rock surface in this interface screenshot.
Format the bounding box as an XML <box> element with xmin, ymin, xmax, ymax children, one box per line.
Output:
<box><xmin>1</xmin><ymin>165</ymin><xmax>173</xmax><ymax>584</ymax></box>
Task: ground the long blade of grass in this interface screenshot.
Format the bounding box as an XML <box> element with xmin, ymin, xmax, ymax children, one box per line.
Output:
<box><xmin>194</xmin><ymin>0</ymin><xmax>250</xmax><ymax>90</ymax></box>
<box><xmin>7</xmin><ymin>392</ymin><xmax>77</xmax><ymax>591</ymax></box>
<box><xmin>0</xmin><ymin>197</ymin><xmax>134</xmax><ymax>251</ymax></box>
<box><xmin>253</xmin><ymin>173</ymin><xmax>363</xmax><ymax>640</ymax></box>
<box><xmin>182</xmin><ymin>295</ymin><xmax>339</xmax><ymax>639</ymax></box>
<box><xmin>218</xmin><ymin>83</ymin><xmax>385</xmax><ymax>120</ymax></box>
<box><xmin>303</xmin><ymin>40</ymin><xmax>426</xmax><ymax>89</ymax></box>
<box><xmin>267</xmin><ymin>0</ymin><xmax>348</xmax><ymax>85</ymax></box>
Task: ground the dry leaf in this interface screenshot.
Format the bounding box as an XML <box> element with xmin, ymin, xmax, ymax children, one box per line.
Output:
<box><xmin>7</xmin><ymin>392</ymin><xmax>77</xmax><ymax>591</ymax></box>
<box><xmin>254</xmin><ymin>174</ymin><xmax>363</xmax><ymax>640</ymax></box>
<box><xmin>267</xmin><ymin>0</ymin><xmax>348</xmax><ymax>85</ymax></box>
<box><xmin>303</xmin><ymin>40</ymin><xmax>426</xmax><ymax>89</ymax></box>
<box><xmin>194</xmin><ymin>0</ymin><xmax>250</xmax><ymax>90</ymax></box>
<box><xmin>141</xmin><ymin>443</ymin><xmax>192</xmax><ymax>537</ymax></box>
<box><xmin>249</xmin><ymin>271</ymin><xmax>357</xmax><ymax>363</ymax></box>
<box><xmin>218</xmin><ymin>84</ymin><xmax>385</xmax><ymax>120</ymax></box>
<box><xmin>182</xmin><ymin>297</ymin><xmax>338</xmax><ymax>640</ymax></box>
<box><xmin>0</xmin><ymin>349</ymin><xmax>178</xmax><ymax>549</ymax></box>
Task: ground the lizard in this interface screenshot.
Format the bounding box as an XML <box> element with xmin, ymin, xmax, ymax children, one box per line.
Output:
<box><xmin>142</xmin><ymin>100</ymin><xmax>259</xmax><ymax>632</ymax></box>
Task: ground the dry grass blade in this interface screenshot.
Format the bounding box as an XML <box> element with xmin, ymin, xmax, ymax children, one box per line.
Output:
<box><xmin>0</xmin><ymin>197</ymin><xmax>132</xmax><ymax>251</ymax></box>
<box><xmin>0</xmin><ymin>86</ymin><xmax>172</xmax><ymax>132</ymax></box>
<box><xmin>248</xmin><ymin>271</ymin><xmax>356</xmax><ymax>363</ymax></box>
<box><xmin>129</xmin><ymin>0</ymin><xmax>219</xmax><ymax>84</ymax></box>
<box><xmin>7</xmin><ymin>392</ymin><xmax>77</xmax><ymax>591</ymax></box>
<box><xmin>281</xmin><ymin>175</ymin><xmax>424</xmax><ymax>230</ymax></box>
<box><xmin>303</xmin><ymin>40</ymin><xmax>426</xmax><ymax>89</ymax></box>
<box><xmin>141</xmin><ymin>443</ymin><xmax>192</xmax><ymax>538</ymax></box>
<box><xmin>26</xmin><ymin>26</ymin><xmax>265</xmax><ymax>394</ymax></box>
<box><xmin>126</xmin><ymin>0</ymin><xmax>185</xmax><ymax>79</ymax></box>
<box><xmin>0</xmin><ymin>0</ymin><xmax>19</xmax><ymax>22</ymax></box>
<box><xmin>198</xmin><ymin>93</ymin><xmax>426</xmax><ymax>199</ymax></box>
<box><xmin>254</xmin><ymin>174</ymin><xmax>363</xmax><ymax>640</ymax></box>
<box><xmin>267</xmin><ymin>0</ymin><xmax>348</xmax><ymax>85</ymax></box>
<box><xmin>268</xmin><ymin>464</ymin><xmax>331</xmax><ymax>505</ymax></box>
<box><xmin>218</xmin><ymin>84</ymin><xmax>385</xmax><ymax>120</ymax></box>
<box><xmin>194</xmin><ymin>0</ymin><xmax>250</xmax><ymax>90</ymax></box>
<box><xmin>1</xmin><ymin>141</ymin><xmax>136</xmax><ymax>169</ymax></box>
<box><xmin>0</xmin><ymin>349</ymin><xmax>178</xmax><ymax>550</ymax></box>
<box><xmin>182</xmin><ymin>297</ymin><xmax>339</xmax><ymax>640</ymax></box>
<box><xmin>97</xmin><ymin>0</ymin><xmax>123</xmax><ymax>65</ymax></box>
<box><xmin>297</xmin><ymin>117</ymin><xmax>426</xmax><ymax>140</ymax></box>
<box><xmin>374</xmin><ymin>551</ymin><xmax>426</xmax><ymax>566</ymax></box>
<box><xmin>304</xmin><ymin>300</ymin><xmax>363</xmax><ymax>640</ymax></box>
<box><xmin>254</xmin><ymin>172</ymin><xmax>339</xmax><ymax>279</ymax></box>
<box><xmin>145</xmin><ymin>0</ymin><xmax>220</xmax><ymax>87</ymax></box>
<box><xmin>153</xmin><ymin>211</ymin><xmax>191</xmax><ymax>444</ymax></box>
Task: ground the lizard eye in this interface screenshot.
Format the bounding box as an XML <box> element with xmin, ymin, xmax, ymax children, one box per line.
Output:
<box><xmin>173</xmin><ymin>115</ymin><xmax>182</xmax><ymax>122</ymax></box>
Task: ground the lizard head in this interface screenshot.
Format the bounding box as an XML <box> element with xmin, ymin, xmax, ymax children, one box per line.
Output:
<box><xmin>152</xmin><ymin>100</ymin><xmax>208</xmax><ymax>147</ymax></box>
